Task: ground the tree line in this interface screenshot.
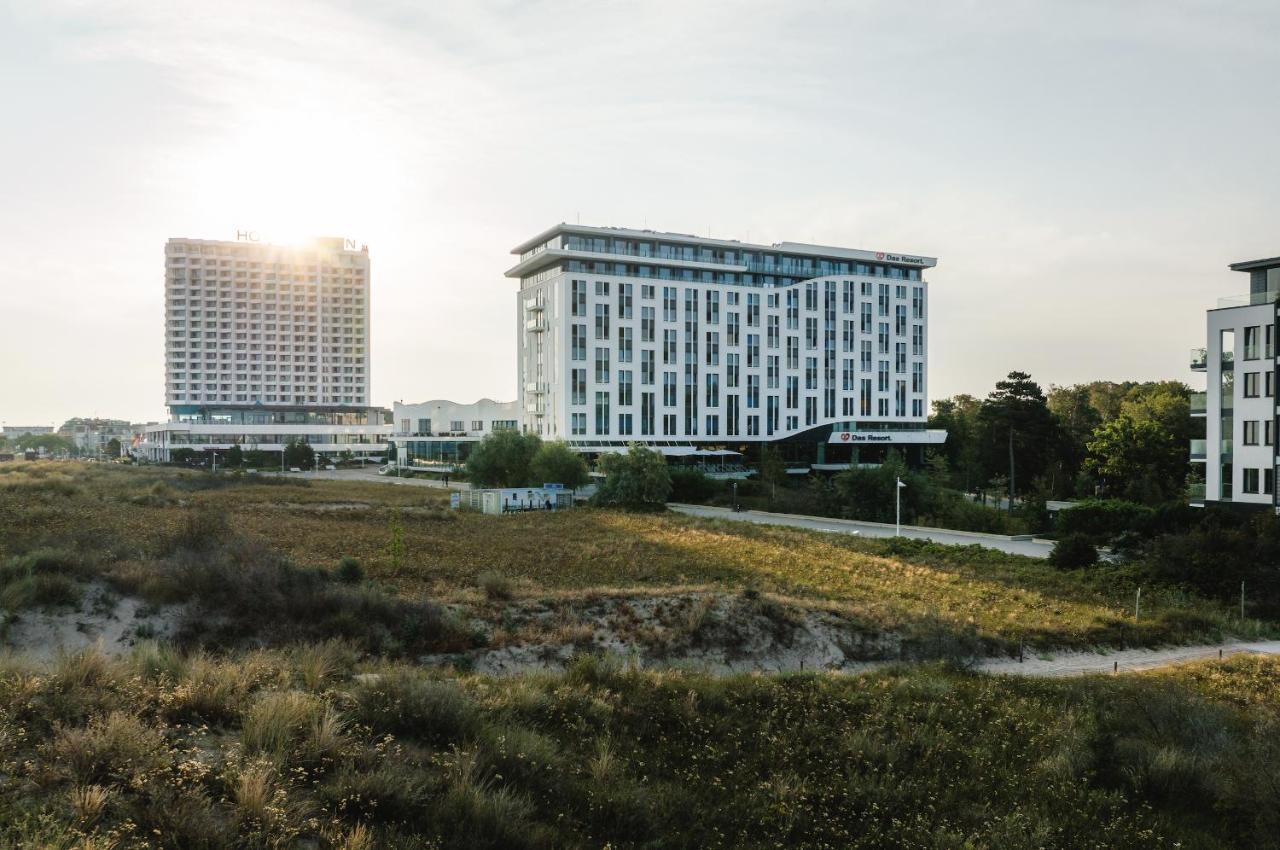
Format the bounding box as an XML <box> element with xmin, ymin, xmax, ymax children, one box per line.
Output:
<box><xmin>929</xmin><ymin>371</ymin><xmax>1193</xmax><ymax>507</ymax></box>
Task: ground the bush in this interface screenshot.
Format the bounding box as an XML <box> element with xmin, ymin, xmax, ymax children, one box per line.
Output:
<box><xmin>592</xmin><ymin>444</ymin><xmax>672</xmax><ymax>511</ymax></box>
<box><xmin>1056</xmin><ymin>499</ymin><xmax>1156</xmax><ymax>542</ymax></box>
<box><xmin>1049</xmin><ymin>533</ymin><xmax>1099</xmax><ymax>569</ymax></box>
<box><xmin>477</xmin><ymin>570</ymin><xmax>513</xmax><ymax>601</ymax></box>
<box><xmin>335</xmin><ymin>557</ymin><xmax>364</xmax><ymax>584</ymax></box>
<box><xmin>352</xmin><ymin>671</ymin><xmax>481</xmax><ymax>745</ymax></box>
<box><xmin>668</xmin><ymin>468</ymin><xmax>719</xmax><ymax>503</ymax></box>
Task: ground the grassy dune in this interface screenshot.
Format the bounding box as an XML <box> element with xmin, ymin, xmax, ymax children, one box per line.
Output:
<box><xmin>0</xmin><ymin>462</ymin><xmax>1268</xmax><ymax>655</ymax></box>
<box><xmin>0</xmin><ymin>646</ymin><xmax>1277</xmax><ymax>849</ymax></box>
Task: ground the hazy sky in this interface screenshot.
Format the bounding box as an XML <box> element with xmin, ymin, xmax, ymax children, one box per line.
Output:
<box><xmin>2</xmin><ymin>0</ymin><xmax>1278</xmax><ymax>427</ymax></box>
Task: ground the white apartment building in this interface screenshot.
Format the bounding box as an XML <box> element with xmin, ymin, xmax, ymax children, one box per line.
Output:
<box><xmin>1192</xmin><ymin>254</ymin><xmax>1280</xmax><ymax>509</ymax></box>
<box><xmin>141</xmin><ymin>235</ymin><xmax>390</xmax><ymax>463</ymax></box>
<box><xmin>506</xmin><ymin>224</ymin><xmax>945</xmax><ymax>468</ymax></box>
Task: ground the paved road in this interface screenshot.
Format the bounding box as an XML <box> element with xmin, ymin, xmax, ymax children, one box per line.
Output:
<box><xmin>978</xmin><ymin>640</ymin><xmax>1280</xmax><ymax>678</ymax></box>
<box><xmin>671</xmin><ymin>503</ymin><xmax>1055</xmax><ymax>558</ymax></box>
<box><xmin>266</xmin><ymin>468</ymin><xmax>470</xmax><ymax>489</ymax></box>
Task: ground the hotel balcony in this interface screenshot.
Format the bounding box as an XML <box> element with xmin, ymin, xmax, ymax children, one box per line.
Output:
<box><xmin>524</xmin><ymin>318</ymin><xmax>545</xmax><ymax>332</ymax></box>
<box><xmin>1190</xmin><ymin>392</ymin><xmax>1206</xmax><ymax>416</ymax></box>
<box><xmin>1190</xmin><ymin>438</ymin><xmax>1207</xmax><ymax>461</ymax></box>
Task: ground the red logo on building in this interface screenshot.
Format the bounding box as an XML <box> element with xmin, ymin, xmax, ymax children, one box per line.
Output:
<box><xmin>875</xmin><ymin>252</ymin><xmax>885</xmax><ymax>260</ymax></box>
<box><xmin>840</xmin><ymin>432</ymin><xmax>851</xmax><ymax>441</ymax></box>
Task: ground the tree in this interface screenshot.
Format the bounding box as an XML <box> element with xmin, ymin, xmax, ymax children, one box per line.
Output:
<box><xmin>17</xmin><ymin>434</ymin><xmax>75</xmax><ymax>457</ymax></box>
<box><xmin>283</xmin><ymin>439</ymin><xmax>315</xmax><ymax>469</ymax></box>
<box><xmin>759</xmin><ymin>445</ymin><xmax>787</xmax><ymax>503</ymax></box>
<box><xmin>592</xmin><ymin>444</ymin><xmax>672</xmax><ymax>511</ymax></box>
<box><xmin>225</xmin><ymin>444</ymin><xmax>244</xmax><ymax>468</ymax></box>
<box><xmin>464</xmin><ymin>430</ymin><xmax>542</xmax><ymax>487</ymax></box>
<box><xmin>528</xmin><ymin>440</ymin><xmax>590</xmax><ymax>490</ymax></box>
<box><xmin>929</xmin><ymin>395</ymin><xmax>982</xmax><ymax>491</ymax></box>
<box><xmin>1085</xmin><ymin>416</ymin><xmax>1188</xmax><ymax>505</ymax></box>
<box><xmin>169</xmin><ymin>448</ymin><xmax>197</xmax><ymax>466</ymax></box>
<box><xmin>833</xmin><ymin>451</ymin><xmax>930</xmax><ymax>524</ymax></box>
<box><xmin>105</xmin><ymin>438</ymin><xmax>122</xmax><ymax>458</ymax></box>
<box><xmin>977</xmin><ymin>372</ymin><xmax>1062</xmax><ymax>503</ymax></box>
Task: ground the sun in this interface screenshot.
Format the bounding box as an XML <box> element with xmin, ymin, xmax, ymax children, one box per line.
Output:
<box><xmin>183</xmin><ymin>104</ymin><xmax>399</xmax><ymax>246</ymax></box>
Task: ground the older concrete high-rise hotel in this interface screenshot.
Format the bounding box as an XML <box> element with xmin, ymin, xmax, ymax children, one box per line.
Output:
<box><xmin>504</xmin><ymin>223</ymin><xmax>945</xmax><ymax>468</ymax></box>
<box><xmin>141</xmin><ymin>234</ymin><xmax>390</xmax><ymax>462</ymax></box>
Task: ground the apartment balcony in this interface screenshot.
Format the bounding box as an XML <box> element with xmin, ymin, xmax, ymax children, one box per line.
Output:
<box><xmin>525</xmin><ymin>402</ymin><xmax>545</xmax><ymax>416</ymax></box>
<box><xmin>1190</xmin><ymin>392</ymin><xmax>1206</xmax><ymax>416</ymax></box>
<box><xmin>524</xmin><ymin>381</ymin><xmax>548</xmax><ymax>395</ymax></box>
<box><xmin>1190</xmin><ymin>438</ymin><xmax>1207</xmax><ymax>461</ymax></box>
<box><xmin>523</xmin><ymin>298</ymin><xmax>544</xmax><ymax>312</ymax></box>
<box><xmin>524</xmin><ymin>318</ymin><xmax>545</xmax><ymax>332</ymax></box>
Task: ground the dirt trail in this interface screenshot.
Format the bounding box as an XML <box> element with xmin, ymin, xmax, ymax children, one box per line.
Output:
<box><xmin>975</xmin><ymin>640</ymin><xmax>1280</xmax><ymax>677</ymax></box>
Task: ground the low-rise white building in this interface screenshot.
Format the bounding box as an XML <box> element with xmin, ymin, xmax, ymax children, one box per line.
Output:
<box><xmin>389</xmin><ymin>399</ymin><xmax>519</xmax><ymax>471</ymax></box>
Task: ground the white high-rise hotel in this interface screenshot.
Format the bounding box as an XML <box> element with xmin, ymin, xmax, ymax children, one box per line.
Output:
<box><xmin>506</xmin><ymin>224</ymin><xmax>945</xmax><ymax>466</ymax></box>
<box><xmin>141</xmin><ymin>235</ymin><xmax>390</xmax><ymax>462</ymax></box>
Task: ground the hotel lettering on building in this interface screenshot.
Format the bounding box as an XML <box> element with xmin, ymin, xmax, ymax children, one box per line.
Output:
<box><xmin>505</xmin><ymin>224</ymin><xmax>946</xmax><ymax>468</ymax></box>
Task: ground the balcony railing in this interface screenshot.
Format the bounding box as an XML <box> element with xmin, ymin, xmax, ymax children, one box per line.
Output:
<box><xmin>1216</xmin><ymin>290</ymin><xmax>1280</xmax><ymax>309</ymax></box>
<box><xmin>1190</xmin><ymin>439</ymin><xmax>1207</xmax><ymax>460</ymax></box>
<box><xmin>1221</xmin><ymin>438</ymin><xmax>1233</xmax><ymax>456</ymax></box>
<box><xmin>1190</xmin><ymin>347</ymin><xmax>1207</xmax><ymax>370</ymax></box>
<box><xmin>1188</xmin><ymin>481</ymin><xmax>1206</xmax><ymax>502</ymax></box>
<box><xmin>1190</xmin><ymin>392</ymin><xmax>1206</xmax><ymax>415</ymax></box>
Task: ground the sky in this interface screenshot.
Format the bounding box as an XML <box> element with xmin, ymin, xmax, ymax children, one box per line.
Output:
<box><xmin>1</xmin><ymin>0</ymin><xmax>1278</xmax><ymax>427</ymax></box>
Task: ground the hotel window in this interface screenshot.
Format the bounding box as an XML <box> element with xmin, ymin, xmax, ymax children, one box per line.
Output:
<box><xmin>641</xmin><ymin>392</ymin><xmax>655</xmax><ymax>435</ymax></box>
<box><xmin>1243</xmin><ymin>468</ymin><xmax>1260</xmax><ymax>494</ymax></box>
<box><xmin>805</xmin><ymin>357</ymin><xmax>817</xmax><ymax>390</ymax></box>
<box><xmin>912</xmin><ymin>324</ymin><xmax>924</xmax><ymax>356</ymax></box>
<box><xmin>618</xmin><ymin>413</ymin><xmax>633</xmax><ymax>435</ymax></box>
<box><xmin>912</xmin><ymin>286</ymin><xmax>924</xmax><ymax>318</ymax></box>
<box><xmin>450</xmin><ymin>420</ymin><xmax>464</xmax><ymax>432</ymax></box>
<box><xmin>842</xmin><ymin>320</ymin><xmax>855</xmax><ymax>352</ymax></box>
<box><xmin>878</xmin><ymin>322</ymin><xmax>889</xmax><ymax>354</ymax></box>
<box><xmin>594</xmin><ymin>347</ymin><xmax>610</xmax><ymax>383</ymax></box>
<box><xmin>663</xmin><ymin>372</ymin><xmax>677</xmax><ymax>406</ymax></box>
<box><xmin>1244</xmin><ymin>372</ymin><xmax>1260</xmax><ymax>397</ymax></box>
<box><xmin>912</xmin><ymin>362</ymin><xmax>924</xmax><ymax>393</ymax></box>
<box><xmin>878</xmin><ymin>283</ymin><xmax>890</xmax><ymax>316</ymax></box>
<box><xmin>595</xmin><ymin>280</ymin><xmax>610</xmax><ymax>297</ymax></box>
<box><xmin>618</xmin><ymin>283</ymin><xmax>633</xmax><ymax>319</ymax></box>
<box><xmin>805</xmin><ymin>317</ymin><xmax>818</xmax><ymax>350</ymax></box>
<box><xmin>895</xmin><ymin>343</ymin><xmax>907</xmax><ymax>373</ymax></box>
<box><xmin>1268</xmin><ymin>469</ymin><xmax>1276</xmax><ymax>495</ymax></box>
<box><xmin>619</xmin><ymin>326</ymin><xmax>633</xmax><ymax>362</ymax></box>
<box><xmin>416</xmin><ymin>418</ymin><xmax>430</xmax><ymax>435</ymax></box>
<box><xmin>641</xmin><ymin>306</ymin><xmax>655</xmax><ymax>342</ymax></box>
<box><xmin>571</xmin><ymin>324</ymin><xmax>586</xmax><ymax>360</ymax></box>
<box><xmin>786</xmin><ymin>289</ymin><xmax>799</xmax><ymax>329</ymax></box>
<box><xmin>747</xmin><ymin>293</ymin><xmax>760</xmax><ymax>327</ymax></box>
<box><xmin>641</xmin><ymin>284</ymin><xmax>655</xmax><ymax>300</ymax></box>
<box><xmin>471</xmin><ymin>420</ymin><xmax>483</xmax><ymax>431</ymax></box>
<box><xmin>663</xmin><ymin>329</ymin><xmax>677</xmax><ymax>364</ymax></box>
<box><xmin>640</xmin><ymin>350</ymin><xmax>655</xmax><ymax>385</ymax></box>
<box><xmin>571</xmin><ymin>412</ymin><xmax>586</xmax><ymax>435</ymax></box>
<box><xmin>1267</xmin><ymin>419</ymin><xmax>1275</xmax><ymax>446</ymax></box>
<box><xmin>706</xmin><ymin>290</ymin><xmax>720</xmax><ymax>324</ymax></box>
<box><xmin>747</xmin><ymin>374</ymin><xmax>760</xmax><ymax>408</ymax></box>
<box><xmin>595</xmin><ymin>303</ymin><xmax>610</xmax><ymax>340</ymax></box>
<box><xmin>878</xmin><ymin>360</ymin><xmax>889</xmax><ymax>392</ymax></box>
<box><xmin>594</xmin><ymin>392</ymin><xmax>610</xmax><ymax>434</ymax></box>
<box><xmin>705</xmin><ymin>373</ymin><xmax>720</xmax><ymax>407</ymax></box>
<box><xmin>571</xmin><ymin>280</ymin><xmax>587</xmax><ymax>317</ymax></box>
<box><xmin>571</xmin><ymin>369</ymin><xmax>586</xmax><ymax>405</ymax></box>
<box><xmin>861</xmin><ymin>340</ymin><xmax>873</xmax><ymax>372</ymax></box>
<box><xmin>663</xmin><ymin>413</ymin><xmax>678</xmax><ymax>435</ymax></box>
<box><xmin>726</xmin><ymin>352</ymin><xmax>740</xmax><ymax>388</ymax></box>
<box><xmin>767</xmin><ymin>315</ymin><xmax>779</xmax><ymax>349</ymax></box>
<box><xmin>1268</xmin><ymin>370</ymin><xmax>1275</xmax><ymax>398</ymax></box>
<box><xmin>747</xmin><ymin>334</ymin><xmax>760</xmax><ymax>367</ymax></box>
<box><xmin>805</xmin><ymin>396</ymin><xmax>817</xmax><ymax>426</ymax></box>
<box><xmin>618</xmin><ymin>370</ymin><xmax>633</xmax><ymax>406</ymax></box>
<box><xmin>726</xmin><ymin>312</ymin><xmax>740</xmax><ymax>346</ymax></box>
<box><xmin>786</xmin><ymin>375</ymin><xmax>798</xmax><ymax>409</ymax></box>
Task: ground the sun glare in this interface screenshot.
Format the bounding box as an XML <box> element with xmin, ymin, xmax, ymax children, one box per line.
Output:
<box><xmin>186</xmin><ymin>105</ymin><xmax>399</xmax><ymax>245</ymax></box>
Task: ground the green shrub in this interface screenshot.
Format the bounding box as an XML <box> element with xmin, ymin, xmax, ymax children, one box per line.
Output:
<box><xmin>353</xmin><ymin>672</ymin><xmax>481</xmax><ymax>745</ymax></box>
<box><xmin>1056</xmin><ymin>499</ymin><xmax>1156</xmax><ymax>541</ymax></box>
<box><xmin>335</xmin><ymin>557</ymin><xmax>364</xmax><ymax>584</ymax></box>
<box><xmin>477</xmin><ymin>570</ymin><xmax>513</xmax><ymax>601</ymax></box>
<box><xmin>668</xmin><ymin>468</ymin><xmax>719</xmax><ymax>503</ymax></box>
<box><xmin>1049</xmin><ymin>533</ymin><xmax>1099</xmax><ymax>569</ymax></box>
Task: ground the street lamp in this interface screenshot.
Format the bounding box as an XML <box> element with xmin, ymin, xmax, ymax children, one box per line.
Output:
<box><xmin>895</xmin><ymin>476</ymin><xmax>906</xmax><ymax>537</ymax></box>
<box><xmin>211</xmin><ymin>451</ymin><xmax>219</xmax><ymax>474</ymax></box>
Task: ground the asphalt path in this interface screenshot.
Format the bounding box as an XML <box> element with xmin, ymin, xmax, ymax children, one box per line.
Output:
<box><xmin>670</xmin><ymin>503</ymin><xmax>1055</xmax><ymax>558</ymax></box>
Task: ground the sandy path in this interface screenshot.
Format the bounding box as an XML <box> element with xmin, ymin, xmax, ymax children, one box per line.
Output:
<box><xmin>976</xmin><ymin>640</ymin><xmax>1280</xmax><ymax>677</ymax></box>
